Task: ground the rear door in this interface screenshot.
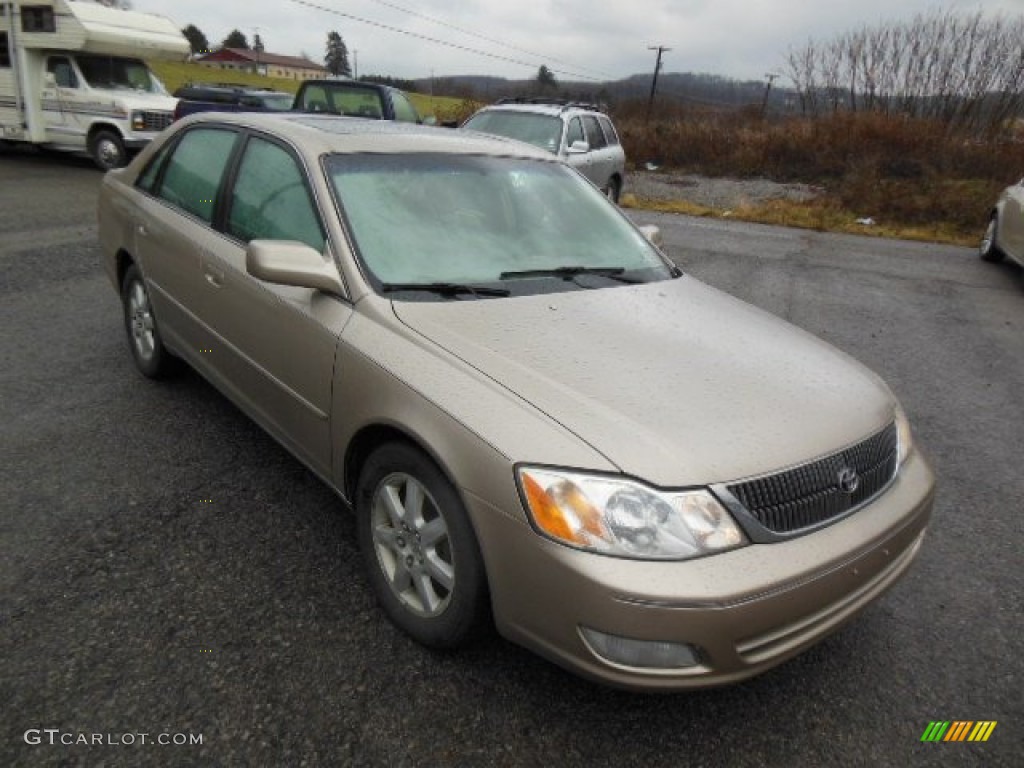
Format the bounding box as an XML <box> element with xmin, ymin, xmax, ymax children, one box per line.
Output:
<box><xmin>132</xmin><ymin>126</ymin><xmax>241</xmax><ymax>361</ymax></box>
<box><xmin>581</xmin><ymin>115</ymin><xmax>614</xmax><ymax>190</ymax></box>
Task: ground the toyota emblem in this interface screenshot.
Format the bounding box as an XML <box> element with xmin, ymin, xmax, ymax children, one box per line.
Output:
<box><xmin>837</xmin><ymin>467</ymin><xmax>860</xmax><ymax>494</ymax></box>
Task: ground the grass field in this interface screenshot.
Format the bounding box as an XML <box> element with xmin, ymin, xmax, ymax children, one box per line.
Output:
<box><xmin>147</xmin><ymin>60</ymin><xmax>469</xmax><ymax>121</ymax></box>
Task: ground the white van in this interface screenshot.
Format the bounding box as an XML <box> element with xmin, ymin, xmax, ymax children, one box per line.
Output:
<box><xmin>0</xmin><ymin>0</ymin><xmax>188</xmax><ymax>169</ymax></box>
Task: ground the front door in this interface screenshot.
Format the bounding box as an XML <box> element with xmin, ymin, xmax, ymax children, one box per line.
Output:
<box><xmin>41</xmin><ymin>56</ymin><xmax>78</xmax><ymax>138</ymax></box>
<box><xmin>196</xmin><ymin>132</ymin><xmax>350</xmax><ymax>478</ymax></box>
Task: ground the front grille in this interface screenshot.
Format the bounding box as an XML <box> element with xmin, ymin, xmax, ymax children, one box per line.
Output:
<box><xmin>727</xmin><ymin>422</ymin><xmax>898</xmax><ymax>534</ymax></box>
<box><xmin>139</xmin><ymin>111</ymin><xmax>173</xmax><ymax>132</ymax></box>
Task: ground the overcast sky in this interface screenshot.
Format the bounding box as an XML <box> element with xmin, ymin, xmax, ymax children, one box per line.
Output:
<box><xmin>132</xmin><ymin>0</ymin><xmax>1024</xmax><ymax>83</ymax></box>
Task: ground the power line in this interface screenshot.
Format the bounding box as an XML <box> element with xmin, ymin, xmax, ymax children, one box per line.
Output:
<box><xmin>358</xmin><ymin>0</ymin><xmax>615</xmax><ymax>79</ymax></box>
<box><xmin>286</xmin><ymin>0</ymin><xmax>605</xmax><ymax>82</ymax></box>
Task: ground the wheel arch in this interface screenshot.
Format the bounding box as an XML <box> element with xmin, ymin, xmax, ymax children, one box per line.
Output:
<box><xmin>87</xmin><ymin>122</ymin><xmax>124</xmax><ymax>145</ymax></box>
<box><xmin>115</xmin><ymin>248</ymin><xmax>135</xmax><ymax>290</ymax></box>
<box><xmin>343</xmin><ymin>422</ymin><xmax>459</xmax><ymax>507</ymax></box>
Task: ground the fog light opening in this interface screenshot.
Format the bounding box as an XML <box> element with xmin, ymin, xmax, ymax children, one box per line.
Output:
<box><xmin>580</xmin><ymin>627</ymin><xmax>701</xmax><ymax>670</ymax></box>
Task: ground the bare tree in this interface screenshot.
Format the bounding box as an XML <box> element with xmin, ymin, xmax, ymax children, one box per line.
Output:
<box><xmin>785</xmin><ymin>7</ymin><xmax>1024</xmax><ymax>135</ymax></box>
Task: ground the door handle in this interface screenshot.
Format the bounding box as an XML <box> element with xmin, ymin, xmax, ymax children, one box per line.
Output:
<box><xmin>137</xmin><ymin>224</ymin><xmax>148</xmax><ymax>237</ymax></box>
<box><xmin>204</xmin><ymin>269</ymin><xmax>224</xmax><ymax>288</ymax></box>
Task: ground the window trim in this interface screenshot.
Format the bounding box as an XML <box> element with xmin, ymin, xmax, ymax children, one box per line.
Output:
<box><xmin>143</xmin><ymin>125</ymin><xmax>244</xmax><ymax>227</ymax></box>
<box><xmin>21</xmin><ymin>5</ymin><xmax>57</xmax><ymax>33</ymax></box>
<box><xmin>220</xmin><ymin>130</ymin><xmax>327</xmax><ymax>252</ymax></box>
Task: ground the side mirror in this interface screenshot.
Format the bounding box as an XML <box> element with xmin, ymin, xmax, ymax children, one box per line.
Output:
<box><xmin>246</xmin><ymin>240</ymin><xmax>345</xmax><ymax>295</ymax></box>
<box><xmin>637</xmin><ymin>225</ymin><xmax>663</xmax><ymax>248</ymax></box>
<box><xmin>421</xmin><ymin>115</ymin><xmax>437</xmax><ymax>126</ymax></box>
<box><xmin>44</xmin><ymin>72</ymin><xmax>57</xmax><ymax>88</ymax></box>
<box><xmin>567</xmin><ymin>140</ymin><xmax>590</xmax><ymax>154</ymax></box>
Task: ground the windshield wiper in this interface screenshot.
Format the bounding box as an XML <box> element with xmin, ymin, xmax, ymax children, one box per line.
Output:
<box><xmin>380</xmin><ymin>282</ymin><xmax>510</xmax><ymax>298</ymax></box>
<box><xmin>499</xmin><ymin>266</ymin><xmax>640</xmax><ymax>283</ymax></box>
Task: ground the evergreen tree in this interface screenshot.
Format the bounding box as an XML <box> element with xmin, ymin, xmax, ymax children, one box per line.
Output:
<box><xmin>537</xmin><ymin>65</ymin><xmax>557</xmax><ymax>90</ymax></box>
<box><xmin>325</xmin><ymin>31</ymin><xmax>351</xmax><ymax>77</ymax></box>
<box><xmin>181</xmin><ymin>24</ymin><xmax>210</xmax><ymax>56</ymax></box>
<box><xmin>221</xmin><ymin>29</ymin><xmax>249</xmax><ymax>50</ymax></box>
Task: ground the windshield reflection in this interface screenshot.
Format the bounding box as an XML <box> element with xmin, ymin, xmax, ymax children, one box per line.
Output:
<box><xmin>327</xmin><ymin>153</ymin><xmax>672</xmax><ymax>297</ymax></box>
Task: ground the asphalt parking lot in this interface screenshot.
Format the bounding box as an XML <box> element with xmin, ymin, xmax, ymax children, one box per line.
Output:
<box><xmin>1</xmin><ymin>145</ymin><xmax>1021</xmax><ymax>767</ymax></box>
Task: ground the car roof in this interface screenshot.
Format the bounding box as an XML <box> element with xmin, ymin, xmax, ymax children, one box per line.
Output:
<box><xmin>472</xmin><ymin>102</ymin><xmax>606</xmax><ymax>119</ymax></box>
<box><xmin>174</xmin><ymin>112</ymin><xmax>559</xmax><ymax>161</ymax></box>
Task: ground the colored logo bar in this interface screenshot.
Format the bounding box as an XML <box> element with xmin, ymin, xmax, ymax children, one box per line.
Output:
<box><xmin>920</xmin><ymin>721</ymin><xmax>997</xmax><ymax>742</ymax></box>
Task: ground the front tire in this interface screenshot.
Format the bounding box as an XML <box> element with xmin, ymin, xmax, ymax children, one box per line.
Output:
<box><xmin>90</xmin><ymin>129</ymin><xmax>128</xmax><ymax>171</ymax></box>
<box><xmin>356</xmin><ymin>442</ymin><xmax>489</xmax><ymax>649</ymax></box>
<box><xmin>121</xmin><ymin>264</ymin><xmax>175</xmax><ymax>379</ymax></box>
<box><xmin>980</xmin><ymin>215</ymin><xmax>1006</xmax><ymax>263</ymax></box>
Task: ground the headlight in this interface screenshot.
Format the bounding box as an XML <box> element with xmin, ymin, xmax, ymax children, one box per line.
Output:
<box><xmin>131</xmin><ymin>111</ymin><xmax>145</xmax><ymax>131</ymax></box>
<box><xmin>517</xmin><ymin>467</ymin><xmax>746</xmax><ymax>560</ymax></box>
<box><xmin>895</xmin><ymin>405</ymin><xmax>914</xmax><ymax>466</ymax></box>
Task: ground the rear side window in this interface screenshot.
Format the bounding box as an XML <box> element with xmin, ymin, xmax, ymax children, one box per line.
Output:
<box><xmin>227</xmin><ymin>137</ymin><xmax>325</xmax><ymax>252</ymax></box>
<box><xmin>582</xmin><ymin>116</ymin><xmax>608</xmax><ymax>150</ymax></box>
<box><xmin>136</xmin><ymin>142</ymin><xmax>174</xmax><ymax>194</ymax></box>
<box><xmin>299</xmin><ymin>84</ymin><xmax>385</xmax><ymax>118</ymax></box>
<box><xmin>389</xmin><ymin>91</ymin><xmax>419</xmax><ymax>123</ymax></box>
<box><xmin>597</xmin><ymin>115</ymin><xmax>619</xmax><ymax>146</ymax></box>
<box><xmin>565</xmin><ymin>117</ymin><xmax>584</xmax><ymax>147</ymax></box>
<box><xmin>157</xmin><ymin>128</ymin><xmax>237</xmax><ymax>223</ymax></box>
<box><xmin>0</xmin><ymin>32</ymin><xmax>10</xmax><ymax>68</ymax></box>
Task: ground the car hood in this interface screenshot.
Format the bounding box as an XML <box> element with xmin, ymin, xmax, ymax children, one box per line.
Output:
<box><xmin>391</xmin><ymin>277</ymin><xmax>895</xmax><ymax>486</ymax></box>
<box><xmin>94</xmin><ymin>89</ymin><xmax>177</xmax><ymax>111</ymax></box>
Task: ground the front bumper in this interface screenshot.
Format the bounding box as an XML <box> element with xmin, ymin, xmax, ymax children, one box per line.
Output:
<box><xmin>469</xmin><ymin>450</ymin><xmax>935</xmax><ymax>691</ymax></box>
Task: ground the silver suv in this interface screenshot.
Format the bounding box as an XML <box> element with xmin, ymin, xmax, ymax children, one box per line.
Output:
<box><xmin>463</xmin><ymin>99</ymin><xmax>626</xmax><ymax>202</ymax></box>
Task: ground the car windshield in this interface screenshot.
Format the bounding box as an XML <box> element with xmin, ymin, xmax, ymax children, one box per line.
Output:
<box><xmin>463</xmin><ymin>111</ymin><xmax>564</xmax><ymax>154</ymax></box>
<box><xmin>326</xmin><ymin>153</ymin><xmax>672</xmax><ymax>298</ymax></box>
<box><xmin>75</xmin><ymin>55</ymin><xmax>164</xmax><ymax>93</ymax></box>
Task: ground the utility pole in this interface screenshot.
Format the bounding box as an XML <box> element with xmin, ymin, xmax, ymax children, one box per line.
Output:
<box><xmin>646</xmin><ymin>45</ymin><xmax>671</xmax><ymax>123</ymax></box>
<box><xmin>761</xmin><ymin>72</ymin><xmax>779</xmax><ymax>117</ymax></box>
<box><xmin>353</xmin><ymin>49</ymin><xmax>358</xmax><ymax>79</ymax></box>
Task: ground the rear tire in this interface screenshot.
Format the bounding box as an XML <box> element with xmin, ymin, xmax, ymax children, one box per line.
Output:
<box><xmin>121</xmin><ymin>264</ymin><xmax>176</xmax><ymax>379</ymax></box>
<box><xmin>90</xmin><ymin>129</ymin><xmax>128</xmax><ymax>171</ymax></box>
<box><xmin>605</xmin><ymin>176</ymin><xmax>621</xmax><ymax>205</ymax></box>
<box><xmin>980</xmin><ymin>215</ymin><xmax>1006</xmax><ymax>263</ymax></box>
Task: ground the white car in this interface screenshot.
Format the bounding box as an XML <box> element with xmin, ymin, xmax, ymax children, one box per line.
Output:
<box><xmin>463</xmin><ymin>99</ymin><xmax>626</xmax><ymax>203</ymax></box>
<box><xmin>980</xmin><ymin>178</ymin><xmax>1024</xmax><ymax>276</ymax></box>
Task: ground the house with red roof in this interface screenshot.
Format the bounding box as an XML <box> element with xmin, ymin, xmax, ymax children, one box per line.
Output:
<box><xmin>195</xmin><ymin>48</ymin><xmax>328</xmax><ymax>81</ymax></box>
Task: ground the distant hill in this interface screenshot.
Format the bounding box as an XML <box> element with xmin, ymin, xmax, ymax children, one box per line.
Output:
<box><xmin>416</xmin><ymin>71</ymin><xmax>796</xmax><ymax>111</ymax></box>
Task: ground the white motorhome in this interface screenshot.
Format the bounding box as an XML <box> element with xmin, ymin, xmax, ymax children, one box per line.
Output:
<box><xmin>0</xmin><ymin>0</ymin><xmax>188</xmax><ymax>169</ymax></box>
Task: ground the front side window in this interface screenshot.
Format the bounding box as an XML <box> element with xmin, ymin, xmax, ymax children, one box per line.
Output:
<box><xmin>157</xmin><ymin>129</ymin><xmax>238</xmax><ymax>223</ymax></box>
<box><xmin>75</xmin><ymin>55</ymin><xmax>162</xmax><ymax>93</ymax></box>
<box><xmin>47</xmin><ymin>57</ymin><xmax>77</xmax><ymax>88</ymax></box>
<box><xmin>462</xmin><ymin>111</ymin><xmax>564</xmax><ymax>154</ymax></box>
<box><xmin>227</xmin><ymin>137</ymin><xmax>325</xmax><ymax>252</ymax></box>
<box><xmin>327</xmin><ymin>153</ymin><xmax>670</xmax><ymax>295</ymax></box>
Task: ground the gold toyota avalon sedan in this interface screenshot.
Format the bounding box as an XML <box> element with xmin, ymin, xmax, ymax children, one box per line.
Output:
<box><xmin>99</xmin><ymin>113</ymin><xmax>935</xmax><ymax>690</ymax></box>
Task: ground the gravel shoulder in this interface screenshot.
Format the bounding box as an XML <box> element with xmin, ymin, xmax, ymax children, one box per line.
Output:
<box><xmin>626</xmin><ymin>169</ymin><xmax>819</xmax><ymax>210</ymax></box>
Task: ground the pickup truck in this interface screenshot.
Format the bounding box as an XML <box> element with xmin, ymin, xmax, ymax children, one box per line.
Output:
<box><xmin>172</xmin><ymin>84</ymin><xmax>294</xmax><ymax>121</ymax></box>
<box><xmin>172</xmin><ymin>79</ymin><xmax>431</xmax><ymax>125</ymax></box>
<box><xmin>292</xmin><ymin>80</ymin><xmax>426</xmax><ymax>122</ymax></box>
